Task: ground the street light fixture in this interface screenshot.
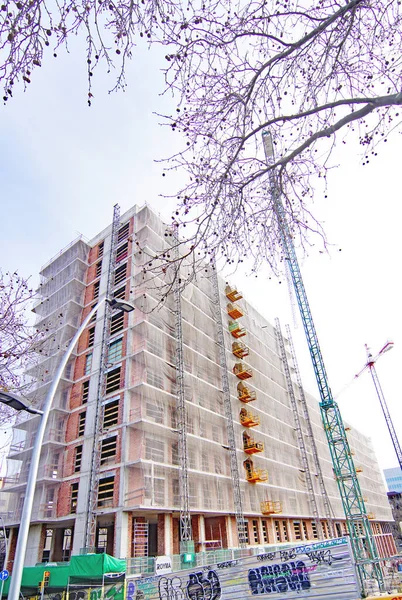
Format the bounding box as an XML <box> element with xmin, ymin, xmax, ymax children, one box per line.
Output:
<box><xmin>0</xmin><ymin>392</ymin><xmax>43</xmax><ymax>416</ymax></box>
<box><xmin>0</xmin><ymin>296</ymin><xmax>134</xmax><ymax>600</ymax></box>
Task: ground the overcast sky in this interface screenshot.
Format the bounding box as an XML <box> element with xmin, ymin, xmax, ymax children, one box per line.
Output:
<box><xmin>1</xmin><ymin>38</ymin><xmax>401</xmax><ymax>477</ymax></box>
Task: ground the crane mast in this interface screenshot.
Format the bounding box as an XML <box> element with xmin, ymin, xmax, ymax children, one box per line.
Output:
<box><xmin>366</xmin><ymin>345</ymin><xmax>402</xmax><ymax>472</ymax></box>
<box><xmin>262</xmin><ymin>131</ymin><xmax>384</xmax><ymax>594</ymax></box>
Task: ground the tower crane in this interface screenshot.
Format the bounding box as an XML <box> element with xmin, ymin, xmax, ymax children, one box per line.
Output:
<box><xmin>356</xmin><ymin>342</ymin><xmax>402</xmax><ymax>472</ymax></box>
<box><xmin>262</xmin><ymin>130</ymin><xmax>384</xmax><ymax>594</ymax></box>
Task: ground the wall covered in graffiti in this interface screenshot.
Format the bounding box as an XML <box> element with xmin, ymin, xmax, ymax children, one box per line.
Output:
<box><xmin>127</xmin><ymin>538</ymin><xmax>360</xmax><ymax>599</ymax></box>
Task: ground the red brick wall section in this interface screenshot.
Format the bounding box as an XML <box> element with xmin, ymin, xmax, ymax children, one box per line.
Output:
<box><xmin>73</xmin><ymin>352</ymin><xmax>87</xmax><ymax>381</ymax></box>
<box><xmin>69</xmin><ymin>382</ymin><xmax>82</xmax><ymax>410</ymax></box>
<box><xmin>65</xmin><ymin>411</ymin><xmax>79</xmax><ymax>444</ymax></box>
<box><xmin>172</xmin><ymin>518</ymin><xmax>180</xmax><ymax>555</ymax></box>
<box><xmin>63</xmin><ymin>445</ymin><xmax>77</xmax><ymax>478</ymax></box>
<box><xmin>157</xmin><ymin>514</ymin><xmax>165</xmax><ymax>556</ymax></box>
<box><xmin>7</xmin><ymin>527</ymin><xmax>18</xmax><ymax>572</ymax></box>
<box><xmin>57</xmin><ymin>480</ymin><xmax>77</xmax><ymax>517</ymax></box>
<box><xmin>204</xmin><ymin>516</ymin><xmax>228</xmax><ymax>548</ymax></box>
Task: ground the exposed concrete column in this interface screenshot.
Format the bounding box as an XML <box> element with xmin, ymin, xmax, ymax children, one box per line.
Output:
<box><xmin>115</xmin><ymin>511</ymin><xmax>129</xmax><ymax>558</ymax></box>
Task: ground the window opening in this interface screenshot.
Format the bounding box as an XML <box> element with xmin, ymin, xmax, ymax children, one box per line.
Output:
<box><xmin>252</xmin><ymin>520</ymin><xmax>259</xmax><ymax>544</ymax></box>
<box><xmin>262</xmin><ymin>520</ymin><xmax>269</xmax><ymax>544</ymax></box>
<box><xmin>98</xmin><ymin>241</ymin><xmax>104</xmax><ymax>258</ymax></box>
<box><xmin>97</xmin><ymin>527</ymin><xmax>108</xmax><ymax>552</ymax></box>
<box><xmin>108</xmin><ymin>338</ymin><xmax>123</xmax><ymax>364</ymax></box>
<box><xmin>146</xmin><ymin>401</ymin><xmax>163</xmax><ymax>423</ymax></box>
<box><xmin>274</xmin><ymin>520</ymin><xmax>281</xmax><ymax>542</ymax></box>
<box><xmin>88</xmin><ymin>326</ymin><xmax>95</xmax><ymax>347</ymax></box>
<box><xmin>42</xmin><ymin>529</ymin><xmax>53</xmax><ymax>563</ymax></box>
<box><xmin>96</xmin><ymin>261</ymin><xmax>102</xmax><ymax>278</ymax></box>
<box><xmin>113</xmin><ymin>285</ymin><xmax>126</xmax><ymax>300</ymax></box>
<box><xmin>70</xmin><ymin>483</ymin><xmax>79</xmax><ymax>514</ymax></box>
<box><xmin>74</xmin><ymin>445</ymin><xmax>83</xmax><ymax>472</ymax></box>
<box><xmin>62</xmin><ymin>528</ymin><xmax>73</xmax><ymax>561</ymax></box>
<box><xmin>103</xmin><ymin>399</ymin><xmax>119</xmax><ymax>429</ymax></box>
<box><xmin>98</xmin><ymin>476</ymin><xmax>114</xmax><ymax>507</ymax></box>
<box><xmin>114</xmin><ymin>263</ymin><xmax>127</xmax><ymax>287</ymax></box>
<box><xmin>116</xmin><ymin>242</ymin><xmax>129</xmax><ymax>264</ymax></box>
<box><xmin>117</xmin><ymin>222</ymin><xmax>130</xmax><ymax>243</ymax></box>
<box><xmin>110</xmin><ymin>312</ymin><xmax>124</xmax><ymax>335</ymax></box>
<box><xmin>78</xmin><ymin>411</ymin><xmax>86</xmax><ymax>437</ymax></box>
<box><xmin>93</xmin><ymin>281</ymin><xmax>100</xmax><ymax>300</ymax></box>
<box><xmin>311</xmin><ymin>521</ymin><xmax>318</xmax><ymax>539</ymax></box>
<box><xmin>302</xmin><ymin>521</ymin><xmax>308</xmax><ymax>539</ymax></box>
<box><xmin>89</xmin><ymin>303</ymin><xmax>97</xmax><ymax>323</ymax></box>
<box><xmin>84</xmin><ymin>353</ymin><xmax>93</xmax><ymax>376</ymax></box>
<box><xmin>101</xmin><ymin>436</ymin><xmax>117</xmax><ymax>464</ymax></box>
<box><xmin>293</xmin><ymin>521</ymin><xmax>302</xmax><ymax>540</ymax></box>
<box><xmin>145</xmin><ymin>438</ymin><xmax>164</xmax><ymax>462</ymax></box>
<box><xmin>105</xmin><ymin>367</ymin><xmax>121</xmax><ymax>394</ymax></box>
<box><xmin>82</xmin><ymin>380</ymin><xmax>90</xmax><ymax>404</ymax></box>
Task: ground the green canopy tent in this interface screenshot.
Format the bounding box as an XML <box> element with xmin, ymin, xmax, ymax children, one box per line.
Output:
<box><xmin>2</xmin><ymin>554</ymin><xmax>126</xmax><ymax>598</ymax></box>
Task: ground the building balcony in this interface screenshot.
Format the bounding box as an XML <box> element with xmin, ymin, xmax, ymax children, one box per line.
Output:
<box><xmin>225</xmin><ymin>285</ymin><xmax>243</xmax><ymax>302</ymax></box>
<box><xmin>228</xmin><ymin>321</ymin><xmax>247</xmax><ymax>339</ymax></box>
<box><xmin>232</xmin><ymin>342</ymin><xmax>249</xmax><ymax>359</ymax></box>
<box><xmin>237</xmin><ymin>383</ymin><xmax>256</xmax><ymax>403</ymax></box>
<box><xmin>227</xmin><ymin>303</ymin><xmax>244</xmax><ymax>320</ymax></box>
<box><xmin>261</xmin><ymin>500</ymin><xmax>282</xmax><ymax>515</ymax></box>
<box><xmin>240</xmin><ymin>409</ymin><xmax>260</xmax><ymax>428</ymax></box>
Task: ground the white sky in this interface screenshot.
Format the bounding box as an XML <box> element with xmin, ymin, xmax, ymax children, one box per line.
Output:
<box><xmin>0</xmin><ymin>38</ymin><xmax>401</xmax><ymax>475</ymax></box>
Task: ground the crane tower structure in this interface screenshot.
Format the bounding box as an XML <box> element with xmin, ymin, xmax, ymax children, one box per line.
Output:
<box><xmin>262</xmin><ymin>131</ymin><xmax>384</xmax><ymax>594</ymax></box>
<box><xmin>359</xmin><ymin>342</ymin><xmax>402</xmax><ymax>473</ymax></box>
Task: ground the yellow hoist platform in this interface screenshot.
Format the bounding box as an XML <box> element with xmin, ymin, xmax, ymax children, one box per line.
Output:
<box><xmin>227</xmin><ymin>303</ymin><xmax>244</xmax><ymax>320</ymax></box>
<box><xmin>225</xmin><ymin>285</ymin><xmax>243</xmax><ymax>303</ymax></box>
<box><xmin>233</xmin><ymin>362</ymin><xmax>253</xmax><ymax>380</ymax></box>
<box><xmin>237</xmin><ymin>383</ymin><xmax>256</xmax><ymax>403</ymax></box>
<box><xmin>243</xmin><ymin>438</ymin><xmax>264</xmax><ymax>455</ymax></box>
<box><xmin>228</xmin><ymin>321</ymin><xmax>247</xmax><ymax>338</ymax></box>
<box><xmin>243</xmin><ymin>458</ymin><xmax>268</xmax><ymax>483</ymax></box>
<box><xmin>240</xmin><ymin>408</ymin><xmax>260</xmax><ymax>427</ymax></box>
<box><xmin>232</xmin><ymin>341</ymin><xmax>249</xmax><ymax>359</ymax></box>
<box><xmin>260</xmin><ymin>500</ymin><xmax>282</xmax><ymax>515</ymax></box>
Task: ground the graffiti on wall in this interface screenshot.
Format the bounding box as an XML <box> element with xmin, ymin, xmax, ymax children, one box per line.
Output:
<box><xmin>127</xmin><ymin>538</ymin><xmax>359</xmax><ymax>600</ymax></box>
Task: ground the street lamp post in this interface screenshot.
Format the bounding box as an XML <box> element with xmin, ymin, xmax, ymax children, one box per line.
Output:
<box><xmin>0</xmin><ymin>296</ymin><xmax>134</xmax><ymax>600</ymax></box>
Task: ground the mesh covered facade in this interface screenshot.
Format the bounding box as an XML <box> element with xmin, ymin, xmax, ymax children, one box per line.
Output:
<box><xmin>2</xmin><ymin>205</ymin><xmax>395</xmax><ymax>568</ymax></box>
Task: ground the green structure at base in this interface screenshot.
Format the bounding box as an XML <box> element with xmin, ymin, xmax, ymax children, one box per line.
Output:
<box><xmin>2</xmin><ymin>553</ymin><xmax>126</xmax><ymax>597</ymax></box>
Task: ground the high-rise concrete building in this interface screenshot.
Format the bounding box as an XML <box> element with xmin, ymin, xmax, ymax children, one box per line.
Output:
<box><xmin>1</xmin><ymin>204</ymin><xmax>396</xmax><ymax>569</ymax></box>
<box><xmin>384</xmin><ymin>467</ymin><xmax>402</xmax><ymax>493</ymax></box>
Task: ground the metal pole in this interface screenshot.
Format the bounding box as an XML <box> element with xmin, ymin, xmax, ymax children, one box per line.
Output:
<box><xmin>0</xmin><ymin>515</ymin><xmax>8</xmax><ymax>600</ymax></box>
<box><xmin>7</xmin><ymin>298</ymin><xmax>107</xmax><ymax>600</ymax></box>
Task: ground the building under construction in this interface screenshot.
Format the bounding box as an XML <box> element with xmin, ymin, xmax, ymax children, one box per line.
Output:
<box><xmin>1</xmin><ymin>204</ymin><xmax>396</xmax><ymax>568</ymax></box>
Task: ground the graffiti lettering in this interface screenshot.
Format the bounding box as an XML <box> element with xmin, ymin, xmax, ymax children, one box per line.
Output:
<box><xmin>279</xmin><ymin>550</ymin><xmax>296</xmax><ymax>562</ymax></box>
<box><xmin>257</xmin><ymin>553</ymin><xmax>276</xmax><ymax>562</ymax></box>
<box><xmin>126</xmin><ymin>581</ymin><xmax>135</xmax><ymax>600</ymax></box>
<box><xmin>216</xmin><ymin>561</ymin><xmax>237</xmax><ymax>569</ymax></box>
<box><xmin>305</xmin><ymin>549</ymin><xmax>337</xmax><ymax>566</ymax></box>
<box><xmin>159</xmin><ymin>576</ymin><xmax>186</xmax><ymax>600</ymax></box>
<box><xmin>248</xmin><ymin>561</ymin><xmax>311</xmax><ymax>595</ymax></box>
<box><xmin>186</xmin><ymin>570</ymin><xmax>221</xmax><ymax>600</ymax></box>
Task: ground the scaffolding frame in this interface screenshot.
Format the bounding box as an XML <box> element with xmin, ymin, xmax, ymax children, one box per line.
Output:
<box><xmin>285</xmin><ymin>324</ymin><xmax>335</xmax><ymax>537</ymax></box>
<box><xmin>84</xmin><ymin>204</ymin><xmax>121</xmax><ymax>551</ymax></box>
